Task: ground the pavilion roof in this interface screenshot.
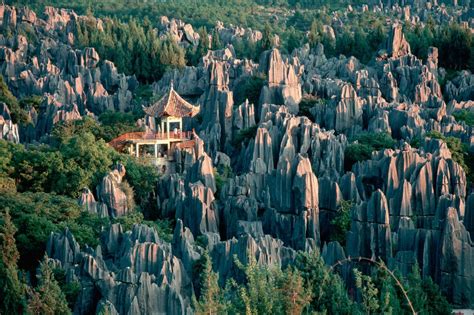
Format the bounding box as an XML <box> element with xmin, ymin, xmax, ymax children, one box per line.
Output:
<box><xmin>143</xmin><ymin>85</ymin><xmax>200</xmax><ymax>119</ymax></box>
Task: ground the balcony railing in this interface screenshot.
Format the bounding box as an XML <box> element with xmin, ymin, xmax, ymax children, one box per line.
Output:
<box><xmin>109</xmin><ymin>131</ymin><xmax>192</xmax><ymax>148</ymax></box>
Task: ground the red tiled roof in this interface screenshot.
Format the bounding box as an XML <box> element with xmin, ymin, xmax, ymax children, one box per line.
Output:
<box><xmin>143</xmin><ymin>86</ymin><xmax>200</xmax><ymax>118</ymax></box>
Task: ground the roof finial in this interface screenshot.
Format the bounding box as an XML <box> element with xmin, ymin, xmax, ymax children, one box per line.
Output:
<box><xmin>170</xmin><ymin>80</ymin><xmax>174</xmax><ymax>91</ymax></box>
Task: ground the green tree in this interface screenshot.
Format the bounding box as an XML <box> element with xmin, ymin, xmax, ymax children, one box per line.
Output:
<box><xmin>330</xmin><ymin>200</ymin><xmax>353</xmax><ymax>244</ymax></box>
<box><xmin>189</xmin><ymin>26</ymin><xmax>210</xmax><ymax>65</ymax></box>
<box><xmin>335</xmin><ymin>29</ymin><xmax>355</xmax><ymax>57</ymax></box>
<box><xmin>308</xmin><ymin>20</ymin><xmax>322</xmax><ymax>48</ymax></box>
<box><xmin>437</xmin><ymin>23</ymin><xmax>472</xmax><ymax>70</ymax></box>
<box><xmin>55</xmin><ymin>132</ymin><xmax>115</xmax><ymax>196</ymax></box>
<box><xmin>193</xmin><ymin>251</ymin><xmax>226</xmax><ymax>314</ymax></box>
<box><xmin>233</xmin><ymin>74</ymin><xmax>265</xmax><ymax>106</ymax></box>
<box><xmin>0</xmin><ymin>209</ymin><xmax>25</xmax><ymax>314</ymax></box>
<box><xmin>235</xmin><ymin>255</ymin><xmax>281</xmax><ymax>314</ymax></box>
<box><xmin>260</xmin><ymin>22</ymin><xmax>274</xmax><ymax>51</ymax></box>
<box><xmin>27</xmin><ymin>256</ymin><xmax>70</xmax><ymax>315</ymax></box>
<box><xmin>344</xmin><ymin>132</ymin><xmax>396</xmax><ymax>171</ymax></box>
<box><xmin>0</xmin><ymin>75</ymin><xmax>28</xmax><ymax>124</ymax></box>
<box><xmin>294</xmin><ymin>251</ymin><xmax>354</xmax><ymax>314</ymax></box>
<box><xmin>370</xmin><ymin>262</ymin><xmax>403</xmax><ymax>314</ymax></box>
<box><xmin>211</xmin><ymin>28</ymin><xmax>223</xmax><ymax>50</ymax></box>
<box><xmin>277</xmin><ymin>269</ymin><xmax>312</xmax><ymax>315</ymax></box>
<box><xmin>354</xmin><ymin>268</ymin><xmax>379</xmax><ymax>315</ymax></box>
<box><xmin>285</xmin><ymin>26</ymin><xmax>303</xmax><ymax>54</ymax></box>
<box><xmin>406</xmin><ymin>264</ymin><xmax>451</xmax><ymax>314</ymax></box>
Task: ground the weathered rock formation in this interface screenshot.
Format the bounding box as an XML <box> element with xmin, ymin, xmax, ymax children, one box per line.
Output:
<box><xmin>259</xmin><ymin>48</ymin><xmax>302</xmax><ymax>114</ymax></box>
<box><xmin>96</xmin><ymin>164</ymin><xmax>131</xmax><ymax>218</ymax></box>
<box><xmin>0</xmin><ymin>103</ymin><xmax>19</xmax><ymax>143</ymax></box>
<box><xmin>0</xmin><ymin>4</ymin><xmax>138</xmax><ymax>140</ymax></box>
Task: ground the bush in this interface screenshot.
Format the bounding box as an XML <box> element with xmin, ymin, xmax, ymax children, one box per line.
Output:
<box><xmin>351</xmin><ymin>132</ymin><xmax>396</xmax><ymax>151</ymax></box>
<box><xmin>330</xmin><ymin>200</ymin><xmax>353</xmax><ymax>244</ymax></box>
<box><xmin>344</xmin><ymin>132</ymin><xmax>396</xmax><ymax>171</ymax></box>
<box><xmin>344</xmin><ymin>143</ymin><xmax>373</xmax><ymax>171</ymax></box>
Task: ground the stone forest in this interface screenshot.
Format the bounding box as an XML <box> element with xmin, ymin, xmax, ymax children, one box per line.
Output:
<box><xmin>0</xmin><ymin>0</ymin><xmax>474</xmax><ymax>314</ymax></box>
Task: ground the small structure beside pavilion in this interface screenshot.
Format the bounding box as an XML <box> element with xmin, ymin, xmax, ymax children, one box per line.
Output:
<box><xmin>109</xmin><ymin>84</ymin><xmax>200</xmax><ymax>172</ymax></box>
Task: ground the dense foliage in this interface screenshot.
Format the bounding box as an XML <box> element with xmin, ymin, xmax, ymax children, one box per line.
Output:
<box><xmin>330</xmin><ymin>200</ymin><xmax>353</xmax><ymax>244</ymax></box>
<box><xmin>193</xmin><ymin>250</ymin><xmax>451</xmax><ymax>314</ymax></box>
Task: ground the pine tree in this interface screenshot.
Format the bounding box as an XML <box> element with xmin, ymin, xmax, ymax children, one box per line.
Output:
<box><xmin>193</xmin><ymin>251</ymin><xmax>226</xmax><ymax>315</ymax></box>
<box><xmin>197</xmin><ymin>27</ymin><xmax>210</xmax><ymax>59</ymax></box>
<box><xmin>27</xmin><ymin>256</ymin><xmax>70</xmax><ymax>315</ymax></box>
<box><xmin>294</xmin><ymin>251</ymin><xmax>353</xmax><ymax>314</ymax></box>
<box><xmin>308</xmin><ymin>20</ymin><xmax>321</xmax><ymax>48</ymax></box>
<box><xmin>354</xmin><ymin>268</ymin><xmax>379</xmax><ymax>315</ymax></box>
<box><xmin>285</xmin><ymin>27</ymin><xmax>302</xmax><ymax>54</ymax></box>
<box><xmin>406</xmin><ymin>264</ymin><xmax>451</xmax><ymax>314</ymax></box>
<box><xmin>371</xmin><ymin>262</ymin><xmax>402</xmax><ymax>315</ymax></box>
<box><xmin>0</xmin><ymin>209</ymin><xmax>25</xmax><ymax>314</ymax></box>
<box><xmin>211</xmin><ymin>28</ymin><xmax>222</xmax><ymax>50</ymax></box>
<box><xmin>235</xmin><ymin>255</ymin><xmax>280</xmax><ymax>315</ymax></box>
<box><xmin>406</xmin><ymin>264</ymin><xmax>427</xmax><ymax>312</ymax></box>
<box><xmin>278</xmin><ymin>269</ymin><xmax>312</xmax><ymax>315</ymax></box>
<box><xmin>260</xmin><ymin>22</ymin><xmax>274</xmax><ymax>51</ymax></box>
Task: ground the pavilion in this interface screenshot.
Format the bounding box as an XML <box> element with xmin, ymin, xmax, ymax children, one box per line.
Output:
<box><xmin>109</xmin><ymin>84</ymin><xmax>200</xmax><ymax>164</ymax></box>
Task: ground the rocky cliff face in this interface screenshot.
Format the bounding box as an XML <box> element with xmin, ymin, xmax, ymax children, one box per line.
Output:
<box><xmin>259</xmin><ymin>48</ymin><xmax>302</xmax><ymax>115</ymax></box>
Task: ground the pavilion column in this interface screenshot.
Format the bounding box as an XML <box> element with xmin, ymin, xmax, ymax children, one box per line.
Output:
<box><xmin>135</xmin><ymin>143</ymin><xmax>139</xmax><ymax>158</ymax></box>
<box><xmin>129</xmin><ymin>144</ymin><xmax>133</xmax><ymax>156</ymax></box>
<box><xmin>167</xmin><ymin>120</ymin><xmax>170</xmax><ymax>139</ymax></box>
<box><xmin>154</xmin><ymin>143</ymin><xmax>158</xmax><ymax>158</ymax></box>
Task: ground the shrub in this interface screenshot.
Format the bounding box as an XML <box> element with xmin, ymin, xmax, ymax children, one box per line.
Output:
<box><xmin>344</xmin><ymin>132</ymin><xmax>396</xmax><ymax>171</ymax></box>
<box><xmin>233</xmin><ymin>75</ymin><xmax>265</xmax><ymax>106</ymax></box>
<box><xmin>351</xmin><ymin>132</ymin><xmax>396</xmax><ymax>151</ymax></box>
<box><xmin>330</xmin><ymin>200</ymin><xmax>353</xmax><ymax>244</ymax></box>
<box><xmin>344</xmin><ymin>143</ymin><xmax>373</xmax><ymax>171</ymax></box>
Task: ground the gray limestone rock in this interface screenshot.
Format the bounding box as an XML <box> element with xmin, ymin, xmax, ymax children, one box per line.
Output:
<box><xmin>0</xmin><ymin>103</ymin><xmax>19</xmax><ymax>143</ymax></box>
<box><xmin>97</xmin><ymin>164</ymin><xmax>130</xmax><ymax>218</ymax></box>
